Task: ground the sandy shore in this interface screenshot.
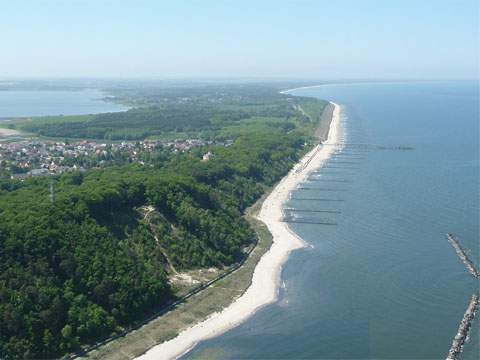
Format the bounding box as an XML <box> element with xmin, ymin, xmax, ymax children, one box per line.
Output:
<box><xmin>279</xmin><ymin>85</ymin><xmax>325</xmax><ymax>94</ymax></box>
<box><xmin>136</xmin><ymin>102</ymin><xmax>342</xmax><ymax>360</ymax></box>
<box><xmin>0</xmin><ymin>127</ymin><xmax>21</xmax><ymax>137</ymax></box>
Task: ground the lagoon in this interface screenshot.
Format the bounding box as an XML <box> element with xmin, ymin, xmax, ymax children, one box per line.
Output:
<box><xmin>0</xmin><ymin>89</ymin><xmax>128</xmax><ymax>118</ymax></box>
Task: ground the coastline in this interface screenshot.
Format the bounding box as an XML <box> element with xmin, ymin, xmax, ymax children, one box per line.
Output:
<box><xmin>0</xmin><ymin>128</ymin><xmax>21</xmax><ymax>137</ymax></box>
<box><xmin>279</xmin><ymin>84</ymin><xmax>325</xmax><ymax>94</ymax></box>
<box><xmin>136</xmin><ymin>101</ymin><xmax>342</xmax><ymax>360</ymax></box>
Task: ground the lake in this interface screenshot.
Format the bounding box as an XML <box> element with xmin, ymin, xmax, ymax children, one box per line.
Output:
<box><xmin>0</xmin><ymin>89</ymin><xmax>128</xmax><ymax>118</ymax></box>
<box><xmin>184</xmin><ymin>81</ymin><xmax>480</xmax><ymax>359</ymax></box>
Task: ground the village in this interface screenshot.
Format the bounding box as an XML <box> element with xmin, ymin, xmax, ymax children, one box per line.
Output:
<box><xmin>0</xmin><ymin>137</ymin><xmax>231</xmax><ymax>179</ymax></box>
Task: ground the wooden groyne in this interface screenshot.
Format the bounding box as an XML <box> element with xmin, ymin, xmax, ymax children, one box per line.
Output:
<box><xmin>331</xmin><ymin>161</ymin><xmax>358</xmax><ymax>164</ymax></box>
<box><xmin>446</xmin><ymin>293</ymin><xmax>480</xmax><ymax>360</ymax></box>
<box><xmin>336</xmin><ymin>150</ymin><xmax>368</xmax><ymax>154</ymax></box>
<box><xmin>333</xmin><ymin>152</ymin><xmax>363</xmax><ymax>156</ymax></box>
<box><xmin>307</xmin><ymin>178</ymin><xmax>351</xmax><ymax>183</ymax></box>
<box><xmin>446</xmin><ymin>233</ymin><xmax>480</xmax><ymax>278</ymax></box>
<box><xmin>284</xmin><ymin>208</ymin><xmax>341</xmax><ymax>214</ymax></box>
<box><xmin>322</xmin><ymin>143</ymin><xmax>413</xmax><ymax>151</ymax></box>
<box><xmin>316</xmin><ymin>166</ymin><xmax>358</xmax><ymax>170</ymax></box>
<box><xmin>290</xmin><ymin>197</ymin><xmax>344</xmax><ymax>202</ymax></box>
<box><xmin>334</xmin><ymin>152</ymin><xmax>364</xmax><ymax>156</ymax></box>
<box><xmin>335</xmin><ymin>153</ymin><xmax>366</xmax><ymax>157</ymax></box>
<box><xmin>297</xmin><ymin>187</ymin><xmax>347</xmax><ymax>191</ymax></box>
<box><xmin>282</xmin><ymin>219</ymin><xmax>337</xmax><ymax>226</ymax></box>
<box><xmin>332</xmin><ymin>156</ymin><xmax>364</xmax><ymax>161</ymax></box>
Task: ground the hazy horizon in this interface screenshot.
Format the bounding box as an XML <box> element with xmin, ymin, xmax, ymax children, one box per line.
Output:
<box><xmin>2</xmin><ymin>0</ymin><xmax>479</xmax><ymax>80</ymax></box>
<box><xmin>2</xmin><ymin>76</ymin><xmax>479</xmax><ymax>81</ymax></box>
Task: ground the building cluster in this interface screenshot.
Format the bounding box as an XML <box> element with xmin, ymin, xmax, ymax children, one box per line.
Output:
<box><xmin>0</xmin><ymin>138</ymin><xmax>233</xmax><ymax>179</ymax></box>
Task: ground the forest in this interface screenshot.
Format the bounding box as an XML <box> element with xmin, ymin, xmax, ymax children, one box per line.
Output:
<box><xmin>8</xmin><ymin>83</ymin><xmax>318</xmax><ymax>141</ymax></box>
<box><xmin>0</xmin><ymin>84</ymin><xmax>327</xmax><ymax>359</ymax></box>
<box><xmin>15</xmin><ymin>106</ymin><xmax>252</xmax><ymax>140</ymax></box>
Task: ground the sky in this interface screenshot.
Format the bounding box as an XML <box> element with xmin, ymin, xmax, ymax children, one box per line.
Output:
<box><xmin>1</xmin><ymin>0</ymin><xmax>479</xmax><ymax>79</ymax></box>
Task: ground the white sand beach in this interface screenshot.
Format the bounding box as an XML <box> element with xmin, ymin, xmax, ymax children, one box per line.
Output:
<box><xmin>279</xmin><ymin>85</ymin><xmax>325</xmax><ymax>94</ymax></box>
<box><xmin>136</xmin><ymin>102</ymin><xmax>343</xmax><ymax>360</ymax></box>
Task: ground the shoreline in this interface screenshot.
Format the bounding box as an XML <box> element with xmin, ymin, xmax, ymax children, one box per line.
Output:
<box><xmin>279</xmin><ymin>84</ymin><xmax>325</xmax><ymax>94</ymax></box>
<box><xmin>136</xmin><ymin>101</ymin><xmax>343</xmax><ymax>360</ymax></box>
<box><xmin>0</xmin><ymin>127</ymin><xmax>22</xmax><ymax>138</ymax></box>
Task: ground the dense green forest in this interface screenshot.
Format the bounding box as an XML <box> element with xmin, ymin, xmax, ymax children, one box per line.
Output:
<box><xmin>0</xmin><ymin>84</ymin><xmax>327</xmax><ymax>359</ymax></box>
<box><xmin>15</xmin><ymin>106</ymin><xmax>252</xmax><ymax>140</ymax></box>
<box><xmin>8</xmin><ymin>84</ymin><xmax>319</xmax><ymax>141</ymax></box>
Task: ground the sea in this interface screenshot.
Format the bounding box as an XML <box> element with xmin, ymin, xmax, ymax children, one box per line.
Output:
<box><xmin>184</xmin><ymin>81</ymin><xmax>480</xmax><ymax>359</ymax></box>
<box><xmin>0</xmin><ymin>89</ymin><xmax>128</xmax><ymax>118</ymax></box>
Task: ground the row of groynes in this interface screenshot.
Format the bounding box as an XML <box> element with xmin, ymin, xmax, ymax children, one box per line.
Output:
<box><xmin>446</xmin><ymin>233</ymin><xmax>480</xmax><ymax>278</ymax></box>
<box><xmin>446</xmin><ymin>293</ymin><xmax>480</xmax><ymax>360</ymax></box>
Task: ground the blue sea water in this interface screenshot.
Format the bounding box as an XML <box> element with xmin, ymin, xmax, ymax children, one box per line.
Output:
<box><xmin>0</xmin><ymin>89</ymin><xmax>128</xmax><ymax>117</ymax></box>
<box><xmin>184</xmin><ymin>81</ymin><xmax>480</xmax><ymax>359</ymax></box>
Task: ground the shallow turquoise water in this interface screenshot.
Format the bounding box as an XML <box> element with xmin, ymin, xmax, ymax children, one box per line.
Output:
<box><xmin>184</xmin><ymin>81</ymin><xmax>479</xmax><ymax>359</ymax></box>
<box><xmin>0</xmin><ymin>89</ymin><xmax>128</xmax><ymax>117</ymax></box>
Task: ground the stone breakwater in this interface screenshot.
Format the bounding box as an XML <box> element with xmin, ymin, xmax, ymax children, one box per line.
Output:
<box><xmin>446</xmin><ymin>233</ymin><xmax>480</xmax><ymax>278</ymax></box>
<box><xmin>446</xmin><ymin>293</ymin><xmax>480</xmax><ymax>360</ymax></box>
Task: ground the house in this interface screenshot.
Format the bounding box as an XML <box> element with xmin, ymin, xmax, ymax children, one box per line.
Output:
<box><xmin>202</xmin><ymin>151</ymin><xmax>212</xmax><ymax>162</ymax></box>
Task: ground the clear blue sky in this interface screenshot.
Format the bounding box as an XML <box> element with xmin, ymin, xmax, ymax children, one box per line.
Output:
<box><xmin>2</xmin><ymin>0</ymin><xmax>479</xmax><ymax>79</ymax></box>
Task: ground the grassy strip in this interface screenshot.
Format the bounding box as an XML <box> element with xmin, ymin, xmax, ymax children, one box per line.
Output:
<box><xmin>83</xmin><ymin>191</ymin><xmax>273</xmax><ymax>360</ymax></box>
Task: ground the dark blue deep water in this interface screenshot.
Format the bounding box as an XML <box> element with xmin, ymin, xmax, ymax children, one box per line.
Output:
<box><xmin>185</xmin><ymin>81</ymin><xmax>479</xmax><ymax>359</ymax></box>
